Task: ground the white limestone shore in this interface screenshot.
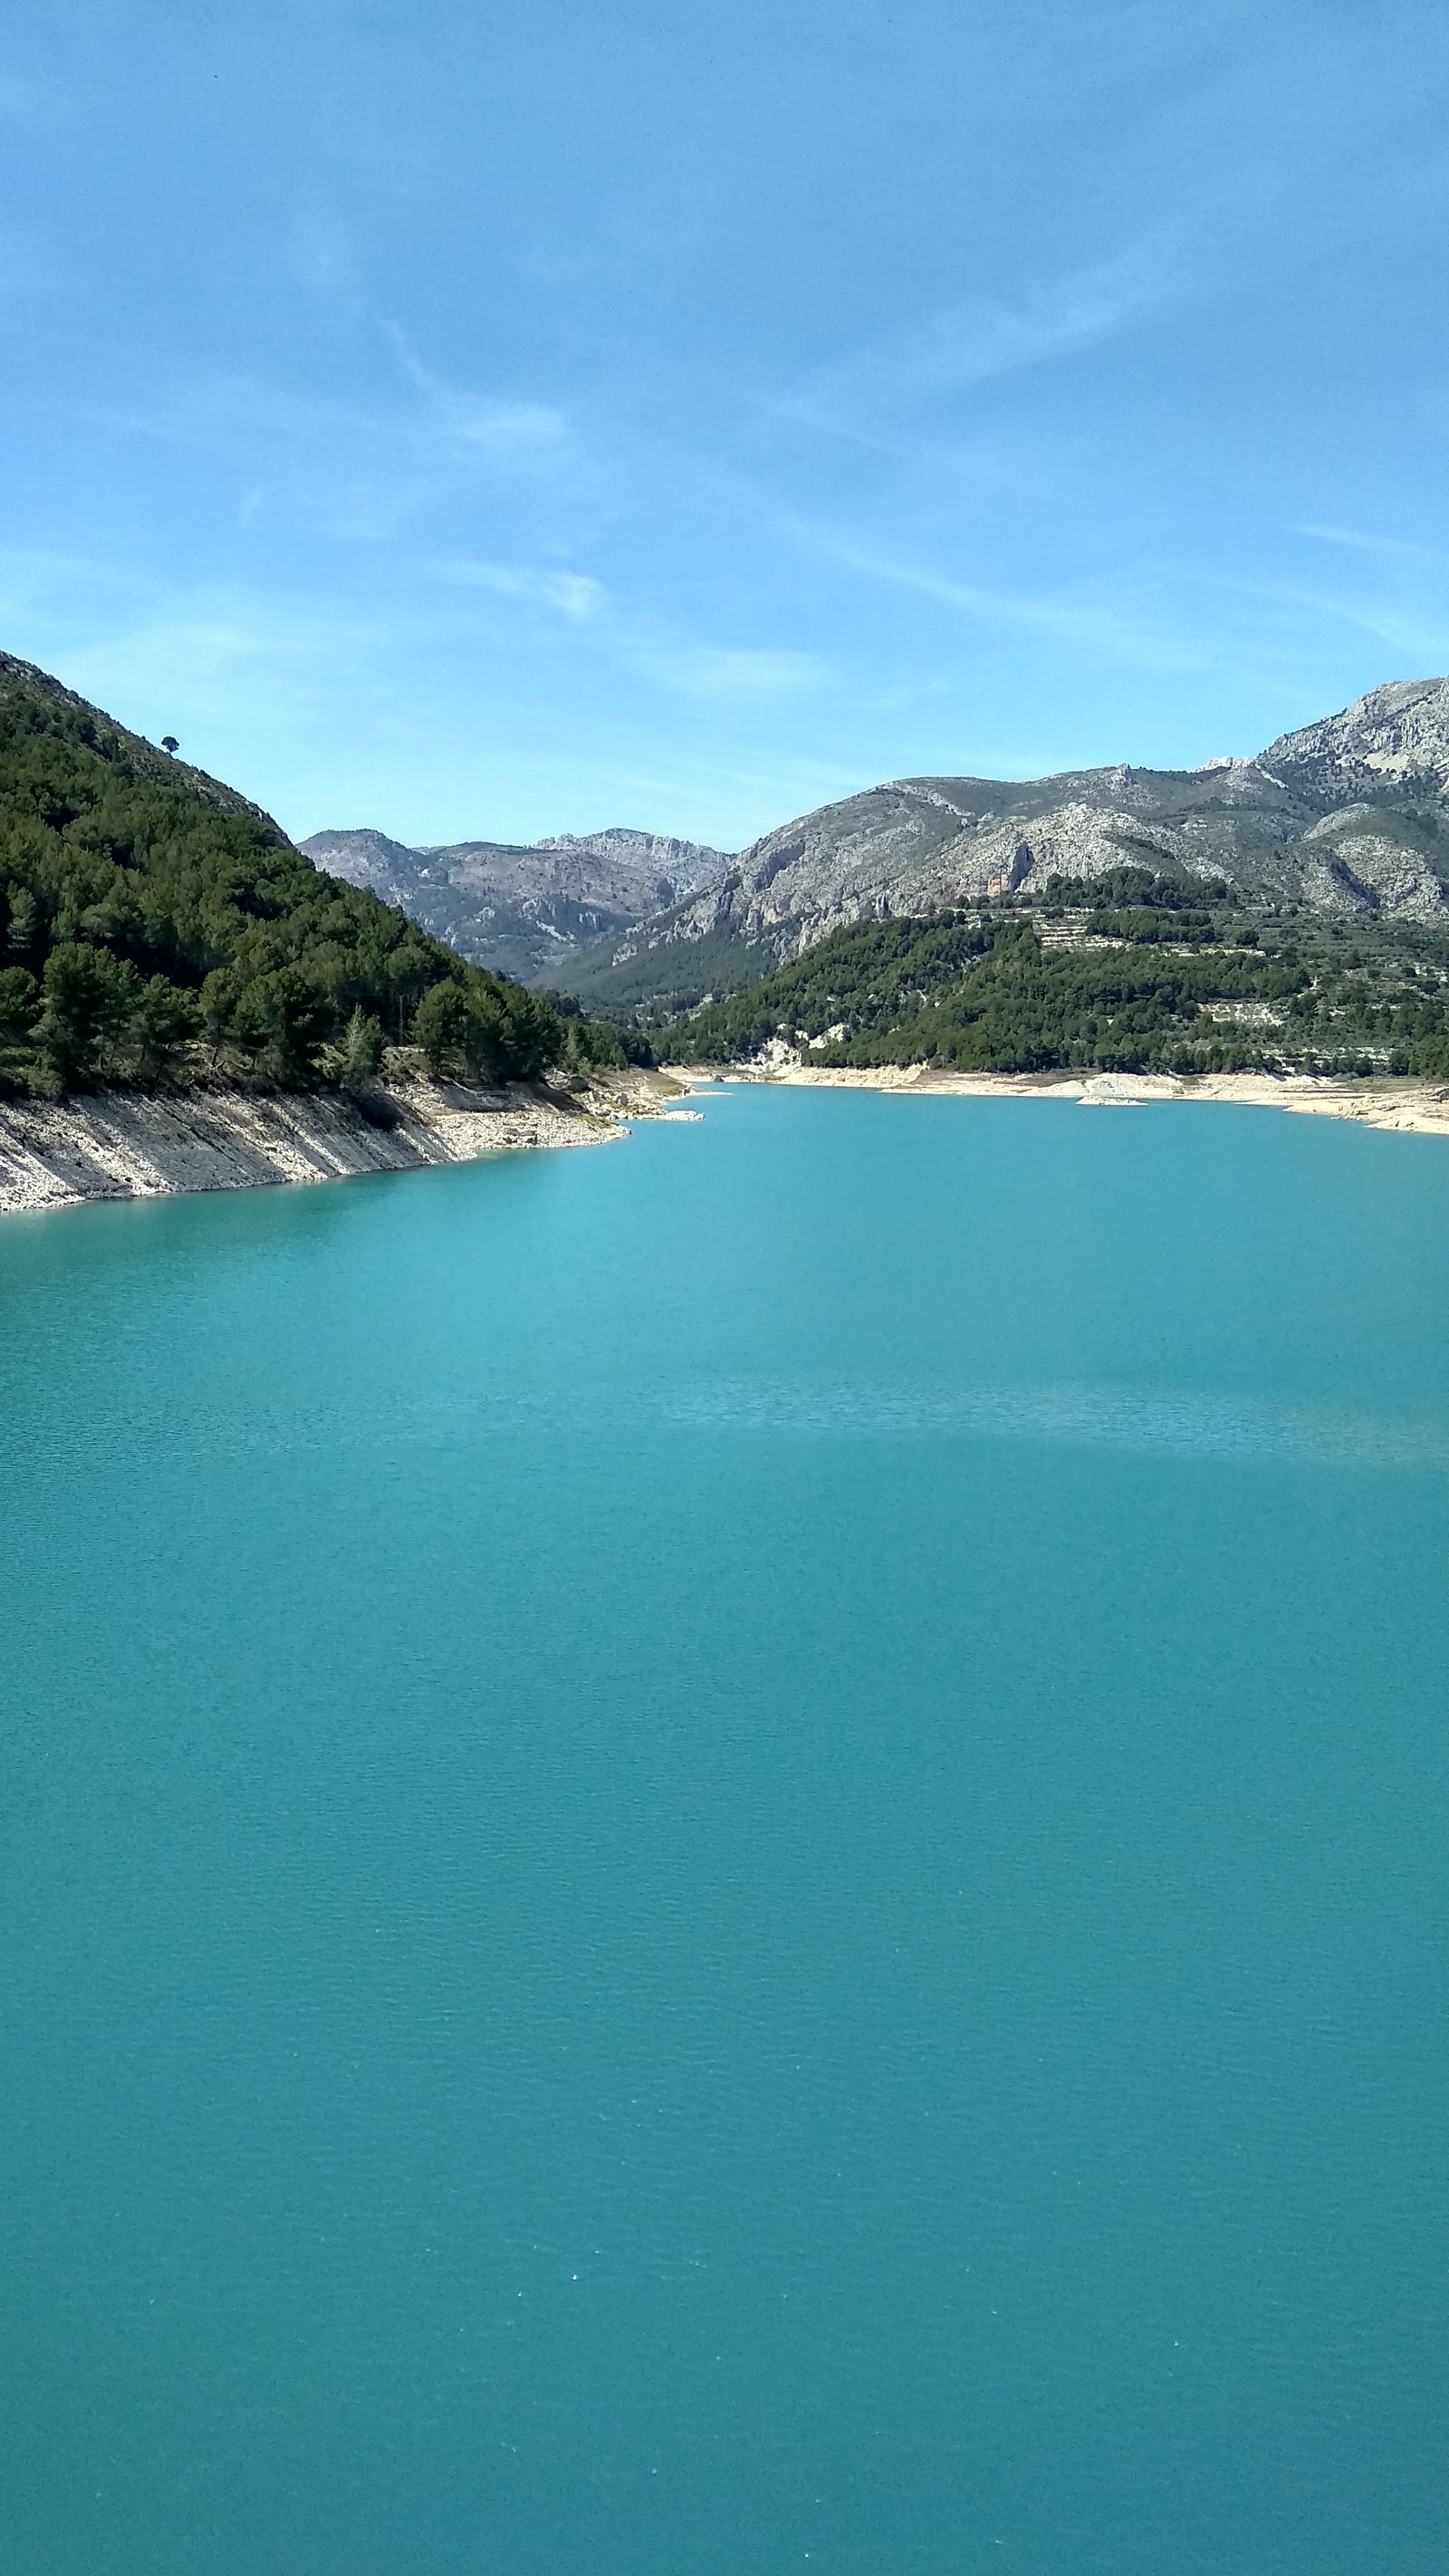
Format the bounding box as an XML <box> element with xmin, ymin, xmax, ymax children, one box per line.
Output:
<box><xmin>0</xmin><ymin>1070</ymin><xmax>679</xmax><ymax>1218</ymax></box>
<box><xmin>669</xmin><ymin>1061</ymin><xmax>1449</xmax><ymax>1137</ymax></box>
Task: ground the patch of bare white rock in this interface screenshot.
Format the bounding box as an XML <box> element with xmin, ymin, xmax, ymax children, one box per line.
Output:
<box><xmin>0</xmin><ymin>1068</ymin><xmax>683</xmax><ymax>1217</ymax></box>
<box><xmin>711</xmin><ymin>1057</ymin><xmax>1449</xmax><ymax>1136</ymax></box>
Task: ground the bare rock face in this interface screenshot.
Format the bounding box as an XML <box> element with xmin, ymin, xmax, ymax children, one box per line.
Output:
<box><xmin>0</xmin><ymin>1076</ymin><xmax>625</xmax><ymax>1217</ymax></box>
<box><xmin>301</xmin><ymin>825</ymin><xmax>732</xmax><ymax>982</ymax></box>
<box><xmin>1262</xmin><ymin>678</ymin><xmax>1449</xmax><ymax>799</ymax></box>
<box><xmin>307</xmin><ymin>675</ymin><xmax>1449</xmax><ymax>1002</ymax></box>
<box><xmin>1292</xmin><ymin>808</ymin><xmax>1449</xmax><ymax>922</ymax></box>
<box><xmin>612</xmin><ymin>680</ymin><xmax>1449</xmax><ymax>974</ymax></box>
<box><xmin>533</xmin><ymin>829</ymin><xmax>726</xmax><ymax>895</ymax></box>
<box><xmin>302</xmin><ymin>829</ymin><xmax>418</xmax><ymax>903</ymax></box>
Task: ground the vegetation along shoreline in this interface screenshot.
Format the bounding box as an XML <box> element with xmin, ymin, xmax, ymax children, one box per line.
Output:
<box><xmin>11</xmin><ymin>642</ymin><xmax>1449</xmax><ymax>1216</ymax></box>
<box><xmin>0</xmin><ymin>649</ymin><xmax>663</xmax><ymax>1215</ymax></box>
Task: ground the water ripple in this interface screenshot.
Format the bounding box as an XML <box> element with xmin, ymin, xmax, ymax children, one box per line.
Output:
<box><xmin>664</xmin><ymin>1377</ymin><xmax>1449</xmax><ymax>1471</ymax></box>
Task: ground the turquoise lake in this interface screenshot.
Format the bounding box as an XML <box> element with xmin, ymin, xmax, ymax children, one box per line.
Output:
<box><xmin>3</xmin><ymin>1084</ymin><xmax>1448</xmax><ymax>2575</ymax></box>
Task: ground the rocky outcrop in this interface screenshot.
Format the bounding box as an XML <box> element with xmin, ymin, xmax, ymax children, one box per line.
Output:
<box><xmin>309</xmin><ymin>677</ymin><xmax>1449</xmax><ymax>1018</ymax></box>
<box><xmin>577</xmin><ymin>678</ymin><xmax>1449</xmax><ymax>983</ymax></box>
<box><xmin>1291</xmin><ymin>807</ymin><xmax>1449</xmax><ymax>921</ymax></box>
<box><xmin>302</xmin><ymin>825</ymin><xmax>732</xmax><ymax>983</ymax></box>
<box><xmin>1262</xmin><ymin>676</ymin><xmax>1449</xmax><ymax>800</ymax></box>
<box><xmin>0</xmin><ymin>1074</ymin><xmax>651</xmax><ymax>1217</ymax></box>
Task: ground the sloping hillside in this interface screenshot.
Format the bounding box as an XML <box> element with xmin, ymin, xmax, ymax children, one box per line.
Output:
<box><xmin>0</xmin><ymin>652</ymin><xmax>568</xmax><ymax>1092</ymax></box>
<box><xmin>657</xmin><ymin>866</ymin><xmax>1449</xmax><ymax>1081</ymax></box>
<box><xmin>549</xmin><ymin>678</ymin><xmax>1449</xmax><ymax>1014</ymax></box>
<box><xmin>302</xmin><ymin>823</ymin><xmax>730</xmax><ymax>982</ymax></box>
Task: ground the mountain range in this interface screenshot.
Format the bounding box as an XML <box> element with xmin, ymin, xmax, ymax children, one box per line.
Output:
<box><xmin>308</xmin><ymin>678</ymin><xmax>1449</xmax><ymax>1012</ymax></box>
<box><xmin>11</xmin><ymin>644</ymin><xmax>1449</xmax><ymax>1097</ymax></box>
<box><xmin>300</xmin><ymin>825</ymin><xmax>731</xmax><ymax>985</ymax></box>
<box><xmin>559</xmin><ymin>678</ymin><xmax>1449</xmax><ymax>1014</ymax></box>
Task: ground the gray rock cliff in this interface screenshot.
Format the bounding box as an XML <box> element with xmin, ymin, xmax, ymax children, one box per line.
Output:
<box><xmin>606</xmin><ymin>678</ymin><xmax>1449</xmax><ymax>985</ymax></box>
<box><xmin>301</xmin><ymin>825</ymin><xmax>731</xmax><ymax>983</ymax></box>
<box><xmin>308</xmin><ymin>678</ymin><xmax>1449</xmax><ymax>1004</ymax></box>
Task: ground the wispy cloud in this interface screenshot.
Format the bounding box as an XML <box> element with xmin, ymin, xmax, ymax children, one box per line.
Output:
<box><xmin>0</xmin><ymin>540</ymin><xmax>142</xmax><ymax>627</ymax></box>
<box><xmin>1297</xmin><ymin>523</ymin><xmax>1449</xmax><ymax>570</ymax></box>
<box><xmin>1313</xmin><ymin>601</ymin><xmax>1449</xmax><ymax>665</ymax></box>
<box><xmin>781</xmin><ymin>241</ymin><xmax>1194</xmax><ymax>439</ymax></box>
<box><xmin>631</xmin><ymin>644</ymin><xmax>830</xmax><ymax>704</ymax></box>
<box><xmin>774</xmin><ymin>99</ymin><xmax>1404</xmax><ymax>453</ymax></box>
<box><xmin>1180</xmin><ymin>557</ymin><xmax>1449</xmax><ymax>670</ymax></box>
<box><xmin>389</xmin><ymin>334</ymin><xmax>600</xmax><ymax>494</ymax></box>
<box><xmin>873</xmin><ymin>254</ymin><xmax>1175</xmax><ymax>387</ymax></box>
<box><xmin>781</xmin><ymin>515</ymin><xmax>1200</xmax><ymax>668</ymax></box>
<box><xmin>117</xmin><ymin>349</ymin><xmax>605</xmax><ymax>543</ymax></box>
<box><xmin>429</xmin><ymin>539</ymin><xmax>828</xmax><ymax>702</ymax></box>
<box><xmin>46</xmin><ymin>591</ymin><xmax>391</xmax><ymax>761</ymax></box>
<box><xmin>430</xmin><ymin>558</ymin><xmax>607</xmax><ymax>620</ymax></box>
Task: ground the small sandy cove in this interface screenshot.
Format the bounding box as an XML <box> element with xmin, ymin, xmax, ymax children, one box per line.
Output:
<box><xmin>668</xmin><ymin>1061</ymin><xmax>1449</xmax><ymax>1137</ymax></box>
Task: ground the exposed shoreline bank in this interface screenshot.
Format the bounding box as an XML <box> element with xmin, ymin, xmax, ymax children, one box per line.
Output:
<box><xmin>0</xmin><ymin>1068</ymin><xmax>683</xmax><ymax>1218</ymax></box>
<box><xmin>668</xmin><ymin>1060</ymin><xmax>1449</xmax><ymax>1137</ymax></box>
<box><xmin>9</xmin><ymin>1054</ymin><xmax>1444</xmax><ymax>1220</ymax></box>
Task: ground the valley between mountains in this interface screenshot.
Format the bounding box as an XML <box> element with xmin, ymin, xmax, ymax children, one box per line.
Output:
<box><xmin>316</xmin><ymin>675</ymin><xmax>1449</xmax><ymax>1082</ymax></box>
<box><xmin>8</xmin><ymin>652</ymin><xmax>1449</xmax><ymax>1218</ymax></box>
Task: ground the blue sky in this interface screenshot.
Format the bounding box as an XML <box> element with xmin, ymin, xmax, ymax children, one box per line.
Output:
<box><xmin>5</xmin><ymin>0</ymin><xmax>1449</xmax><ymax>851</ymax></box>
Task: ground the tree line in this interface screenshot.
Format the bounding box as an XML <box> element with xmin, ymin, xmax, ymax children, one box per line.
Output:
<box><xmin>657</xmin><ymin>900</ymin><xmax>1449</xmax><ymax>1078</ymax></box>
<box><xmin>0</xmin><ymin>658</ymin><xmax>633</xmax><ymax>1093</ymax></box>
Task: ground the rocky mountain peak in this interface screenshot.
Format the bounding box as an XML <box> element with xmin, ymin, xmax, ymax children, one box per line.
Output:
<box><xmin>1262</xmin><ymin>675</ymin><xmax>1449</xmax><ymax>795</ymax></box>
<box><xmin>301</xmin><ymin>828</ymin><xmax>417</xmax><ymax>902</ymax></box>
<box><xmin>532</xmin><ymin>828</ymin><xmax>731</xmax><ymax>891</ymax></box>
<box><xmin>305</xmin><ymin>675</ymin><xmax>1449</xmax><ymax>1004</ymax></box>
<box><xmin>299</xmin><ymin>821</ymin><xmax>734</xmax><ymax>984</ymax></box>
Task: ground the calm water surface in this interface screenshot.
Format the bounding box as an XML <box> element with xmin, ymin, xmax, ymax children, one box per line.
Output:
<box><xmin>2</xmin><ymin>1087</ymin><xmax>1447</xmax><ymax>2574</ymax></box>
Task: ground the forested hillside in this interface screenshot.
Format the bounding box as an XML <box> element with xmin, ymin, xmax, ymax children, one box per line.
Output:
<box><xmin>0</xmin><ymin>653</ymin><xmax>624</xmax><ymax>1094</ymax></box>
<box><xmin>660</xmin><ymin>870</ymin><xmax>1449</xmax><ymax>1078</ymax></box>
